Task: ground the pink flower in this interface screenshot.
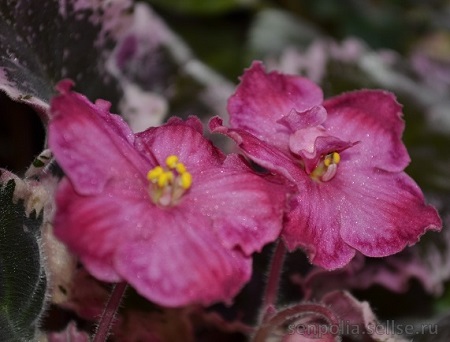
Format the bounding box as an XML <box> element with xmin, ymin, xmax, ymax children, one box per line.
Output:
<box><xmin>211</xmin><ymin>62</ymin><xmax>441</xmax><ymax>270</ymax></box>
<box><xmin>48</xmin><ymin>80</ymin><xmax>286</xmax><ymax>307</ymax></box>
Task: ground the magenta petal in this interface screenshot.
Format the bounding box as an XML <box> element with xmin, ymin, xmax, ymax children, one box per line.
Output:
<box><xmin>289</xmin><ymin>128</ymin><xmax>356</xmax><ymax>173</ymax></box>
<box><xmin>189</xmin><ymin>155</ymin><xmax>286</xmax><ymax>255</ymax></box>
<box><xmin>136</xmin><ymin>117</ymin><xmax>224</xmax><ymax>172</ymax></box>
<box><xmin>50</xmin><ymin>86</ymin><xmax>287</xmax><ymax>307</ymax></box>
<box><xmin>166</xmin><ymin>115</ymin><xmax>204</xmax><ymax>134</ymax></box>
<box><xmin>115</xmin><ymin>212</ymin><xmax>252</xmax><ymax>307</ymax></box>
<box><xmin>228</xmin><ymin>61</ymin><xmax>323</xmax><ymax>149</ymax></box>
<box><xmin>335</xmin><ymin>169</ymin><xmax>441</xmax><ymax>257</ymax></box>
<box><xmin>323</xmin><ymin>90</ymin><xmax>410</xmax><ymax>172</ymax></box>
<box><xmin>282</xmin><ymin>183</ymin><xmax>357</xmax><ymax>270</ymax></box>
<box><xmin>277</xmin><ymin>105</ymin><xmax>327</xmax><ymax>132</ymax></box>
<box><xmin>49</xmin><ymin>82</ymin><xmax>147</xmax><ymax>195</ymax></box>
<box><xmin>54</xmin><ymin>179</ymin><xmax>132</xmax><ymax>282</ymax></box>
<box><xmin>283</xmin><ymin>166</ymin><xmax>440</xmax><ymax>270</ymax></box>
<box><xmin>210</xmin><ymin>117</ymin><xmax>303</xmax><ymax>184</ymax></box>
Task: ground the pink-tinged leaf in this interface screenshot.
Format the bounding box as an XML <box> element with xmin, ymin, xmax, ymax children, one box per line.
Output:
<box><xmin>322</xmin><ymin>291</ymin><xmax>409</xmax><ymax>341</ymax></box>
<box><xmin>107</xmin><ymin>3</ymin><xmax>235</xmax><ymax>131</ymax></box>
<box><xmin>0</xmin><ymin>0</ymin><xmax>131</xmax><ymax>120</ymax></box>
<box><xmin>228</xmin><ymin>61</ymin><xmax>323</xmax><ymax>150</ymax></box>
<box><xmin>0</xmin><ymin>1</ymin><xmax>231</xmax><ymax>131</ymax></box>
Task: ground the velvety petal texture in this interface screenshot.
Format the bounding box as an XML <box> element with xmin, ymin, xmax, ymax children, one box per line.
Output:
<box><xmin>217</xmin><ymin>63</ymin><xmax>441</xmax><ymax>270</ymax></box>
<box><xmin>49</xmin><ymin>81</ymin><xmax>287</xmax><ymax>307</ymax></box>
<box><xmin>228</xmin><ymin>61</ymin><xmax>324</xmax><ymax>150</ymax></box>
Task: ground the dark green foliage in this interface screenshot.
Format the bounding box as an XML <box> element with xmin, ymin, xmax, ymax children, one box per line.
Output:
<box><xmin>0</xmin><ymin>179</ymin><xmax>46</xmax><ymax>342</ymax></box>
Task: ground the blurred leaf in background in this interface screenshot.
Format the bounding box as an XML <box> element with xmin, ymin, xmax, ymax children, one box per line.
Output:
<box><xmin>0</xmin><ymin>173</ymin><xmax>46</xmax><ymax>341</ymax></box>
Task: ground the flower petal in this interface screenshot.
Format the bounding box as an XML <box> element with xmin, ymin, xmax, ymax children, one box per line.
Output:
<box><xmin>228</xmin><ymin>62</ymin><xmax>323</xmax><ymax>149</ymax></box>
<box><xmin>283</xmin><ymin>166</ymin><xmax>440</xmax><ymax>270</ymax></box>
<box><xmin>277</xmin><ymin>105</ymin><xmax>327</xmax><ymax>132</ymax></box>
<box><xmin>114</xmin><ymin>210</ymin><xmax>252</xmax><ymax>307</ymax></box>
<box><xmin>188</xmin><ymin>154</ymin><xmax>287</xmax><ymax>255</ymax></box>
<box><xmin>289</xmin><ymin>128</ymin><xmax>356</xmax><ymax>173</ymax></box>
<box><xmin>282</xmin><ymin>182</ymin><xmax>357</xmax><ymax>269</ymax></box>
<box><xmin>49</xmin><ymin>81</ymin><xmax>148</xmax><ymax>195</ymax></box>
<box><xmin>136</xmin><ymin>117</ymin><xmax>224</xmax><ymax>172</ymax></box>
<box><xmin>210</xmin><ymin>117</ymin><xmax>303</xmax><ymax>184</ymax></box>
<box><xmin>323</xmin><ymin>90</ymin><xmax>410</xmax><ymax>172</ymax></box>
<box><xmin>54</xmin><ymin>178</ymin><xmax>150</xmax><ymax>282</ymax></box>
<box><xmin>334</xmin><ymin>168</ymin><xmax>441</xmax><ymax>257</ymax></box>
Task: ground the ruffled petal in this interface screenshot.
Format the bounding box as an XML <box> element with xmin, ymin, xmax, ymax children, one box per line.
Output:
<box><xmin>188</xmin><ymin>154</ymin><xmax>287</xmax><ymax>255</ymax></box>
<box><xmin>277</xmin><ymin>105</ymin><xmax>327</xmax><ymax>132</ymax></box>
<box><xmin>228</xmin><ymin>62</ymin><xmax>323</xmax><ymax>149</ymax></box>
<box><xmin>136</xmin><ymin>117</ymin><xmax>224</xmax><ymax>172</ymax></box>
<box><xmin>49</xmin><ymin>81</ymin><xmax>148</xmax><ymax>195</ymax></box>
<box><xmin>210</xmin><ymin>117</ymin><xmax>304</xmax><ymax>184</ymax></box>
<box><xmin>334</xmin><ymin>168</ymin><xmax>441</xmax><ymax>257</ymax></box>
<box><xmin>283</xmin><ymin>165</ymin><xmax>440</xmax><ymax>270</ymax></box>
<box><xmin>289</xmin><ymin>128</ymin><xmax>356</xmax><ymax>173</ymax></box>
<box><xmin>114</xmin><ymin>210</ymin><xmax>252</xmax><ymax>307</ymax></box>
<box><xmin>282</xmin><ymin>182</ymin><xmax>357</xmax><ymax>270</ymax></box>
<box><xmin>323</xmin><ymin>90</ymin><xmax>410</xmax><ymax>172</ymax></box>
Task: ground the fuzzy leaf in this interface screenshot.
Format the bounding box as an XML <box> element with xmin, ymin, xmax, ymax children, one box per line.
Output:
<box><xmin>0</xmin><ymin>178</ymin><xmax>46</xmax><ymax>341</ymax></box>
<box><xmin>0</xmin><ymin>0</ymin><xmax>129</xmax><ymax>117</ymax></box>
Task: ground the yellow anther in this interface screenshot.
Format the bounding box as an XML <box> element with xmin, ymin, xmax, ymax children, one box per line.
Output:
<box><xmin>324</xmin><ymin>156</ymin><xmax>332</xmax><ymax>167</ymax></box>
<box><xmin>332</xmin><ymin>152</ymin><xmax>340</xmax><ymax>164</ymax></box>
<box><xmin>166</xmin><ymin>155</ymin><xmax>179</xmax><ymax>169</ymax></box>
<box><xmin>180</xmin><ymin>172</ymin><xmax>192</xmax><ymax>190</ymax></box>
<box><xmin>147</xmin><ymin>166</ymin><xmax>164</xmax><ymax>181</ymax></box>
<box><xmin>176</xmin><ymin>162</ymin><xmax>187</xmax><ymax>174</ymax></box>
<box><xmin>148</xmin><ymin>156</ymin><xmax>193</xmax><ymax>206</ymax></box>
<box><xmin>157</xmin><ymin>171</ymin><xmax>173</xmax><ymax>187</ymax></box>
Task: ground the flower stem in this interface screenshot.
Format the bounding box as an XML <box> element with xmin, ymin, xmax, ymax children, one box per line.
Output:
<box><xmin>261</xmin><ymin>240</ymin><xmax>286</xmax><ymax>322</ymax></box>
<box><xmin>93</xmin><ymin>282</ymin><xmax>127</xmax><ymax>342</ymax></box>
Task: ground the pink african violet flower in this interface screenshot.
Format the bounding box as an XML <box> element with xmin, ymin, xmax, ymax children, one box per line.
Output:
<box><xmin>48</xmin><ymin>80</ymin><xmax>287</xmax><ymax>307</ymax></box>
<box><xmin>211</xmin><ymin>62</ymin><xmax>441</xmax><ymax>270</ymax></box>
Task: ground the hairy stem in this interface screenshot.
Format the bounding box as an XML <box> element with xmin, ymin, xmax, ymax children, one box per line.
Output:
<box><xmin>261</xmin><ymin>240</ymin><xmax>287</xmax><ymax>322</ymax></box>
<box><xmin>93</xmin><ymin>282</ymin><xmax>127</xmax><ymax>342</ymax></box>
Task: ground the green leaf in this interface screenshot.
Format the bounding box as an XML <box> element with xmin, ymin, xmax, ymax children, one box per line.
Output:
<box><xmin>147</xmin><ymin>0</ymin><xmax>257</xmax><ymax>15</ymax></box>
<box><xmin>0</xmin><ymin>176</ymin><xmax>46</xmax><ymax>341</ymax></box>
<box><xmin>0</xmin><ymin>0</ymin><xmax>127</xmax><ymax>117</ymax></box>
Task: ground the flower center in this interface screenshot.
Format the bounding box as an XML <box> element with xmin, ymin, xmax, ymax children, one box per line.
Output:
<box><xmin>310</xmin><ymin>152</ymin><xmax>341</xmax><ymax>182</ymax></box>
<box><xmin>147</xmin><ymin>155</ymin><xmax>192</xmax><ymax>206</ymax></box>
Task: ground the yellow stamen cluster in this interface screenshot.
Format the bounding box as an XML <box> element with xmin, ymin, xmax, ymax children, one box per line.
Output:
<box><xmin>146</xmin><ymin>155</ymin><xmax>192</xmax><ymax>206</ymax></box>
<box><xmin>323</xmin><ymin>152</ymin><xmax>340</xmax><ymax>167</ymax></box>
<box><xmin>311</xmin><ymin>152</ymin><xmax>341</xmax><ymax>182</ymax></box>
